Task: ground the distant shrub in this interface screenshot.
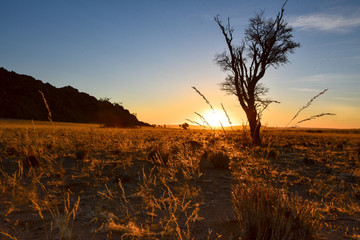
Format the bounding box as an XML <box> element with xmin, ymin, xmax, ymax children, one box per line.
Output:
<box><xmin>232</xmin><ymin>182</ymin><xmax>320</xmax><ymax>240</ymax></box>
<box><xmin>180</xmin><ymin>122</ymin><xmax>190</xmax><ymax>130</ymax></box>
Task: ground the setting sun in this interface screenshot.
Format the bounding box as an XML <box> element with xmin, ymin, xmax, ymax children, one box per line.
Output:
<box><xmin>203</xmin><ymin>109</ymin><xmax>231</xmax><ymax>127</ymax></box>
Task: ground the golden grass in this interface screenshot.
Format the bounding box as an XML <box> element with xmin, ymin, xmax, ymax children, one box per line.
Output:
<box><xmin>0</xmin><ymin>121</ymin><xmax>359</xmax><ymax>239</ymax></box>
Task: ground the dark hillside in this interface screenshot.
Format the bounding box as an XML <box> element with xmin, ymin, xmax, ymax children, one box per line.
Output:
<box><xmin>0</xmin><ymin>67</ymin><xmax>148</xmax><ymax>127</ymax></box>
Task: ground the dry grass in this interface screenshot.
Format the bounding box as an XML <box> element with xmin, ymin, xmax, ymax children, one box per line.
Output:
<box><xmin>0</xmin><ymin>120</ymin><xmax>359</xmax><ymax>239</ymax></box>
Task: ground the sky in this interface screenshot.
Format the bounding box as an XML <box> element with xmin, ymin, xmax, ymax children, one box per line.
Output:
<box><xmin>1</xmin><ymin>0</ymin><xmax>359</xmax><ymax>128</ymax></box>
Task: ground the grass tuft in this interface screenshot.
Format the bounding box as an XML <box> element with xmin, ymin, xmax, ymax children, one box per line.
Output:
<box><xmin>147</xmin><ymin>143</ymin><xmax>170</xmax><ymax>166</ymax></box>
<box><xmin>232</xmin><ymin>182</ymin><xmax>320</xmax><ymax>240</ymax></box>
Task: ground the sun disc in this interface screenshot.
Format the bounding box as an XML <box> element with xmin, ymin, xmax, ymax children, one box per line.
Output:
<box><xmin>203</xmin><ymin>109</ymin><xmax>230</xmax><ymax>127</ymax></box>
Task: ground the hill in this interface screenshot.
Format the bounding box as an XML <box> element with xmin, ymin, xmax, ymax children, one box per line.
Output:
<box><xmin>0</xmin><ymin>67</ymin><xmax>148</xmax><ymax>127</ymax></box>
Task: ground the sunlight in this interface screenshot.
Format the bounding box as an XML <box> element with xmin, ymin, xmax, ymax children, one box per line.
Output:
<box><xmin>203</xmin><ymin>109</ymin><xmax>231</xmax><ymax>127</ymax></box>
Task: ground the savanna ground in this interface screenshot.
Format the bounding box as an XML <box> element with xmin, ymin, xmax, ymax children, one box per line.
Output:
<box><xmin>0</xmin><ymin>119</ymin><xmax>359</xmax><ymax>240</ymax></box>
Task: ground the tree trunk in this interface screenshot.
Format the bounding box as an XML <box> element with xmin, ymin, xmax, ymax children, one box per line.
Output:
<box><xmin>247</xmin><ymin>109</ymin><xmax>262</xmax><ymax>146</ymax></box>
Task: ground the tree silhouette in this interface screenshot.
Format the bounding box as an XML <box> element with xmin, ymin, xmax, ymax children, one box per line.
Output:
<box><xmin>215</xmin><ymin>2</ymin><xmax>300</xmax><ymax>145</ymax></box>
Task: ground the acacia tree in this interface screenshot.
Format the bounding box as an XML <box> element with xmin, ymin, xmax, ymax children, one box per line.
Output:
<box><xmin>215</xmin><ymin>3</ymin><xmax>300</xmax><ymax>145</ymax></box>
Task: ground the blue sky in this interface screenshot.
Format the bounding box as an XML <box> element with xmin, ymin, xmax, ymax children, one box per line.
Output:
<box><xmin>1</xmin><ymin>0</ymin><xmax>359</xmax><ymax>128</ymax></box>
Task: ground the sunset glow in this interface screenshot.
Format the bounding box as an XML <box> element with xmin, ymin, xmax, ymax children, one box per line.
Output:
<box><xmin>203</xmin><ymin>109</ymin><xmax>232</xmax><ymax>128</ymax></box>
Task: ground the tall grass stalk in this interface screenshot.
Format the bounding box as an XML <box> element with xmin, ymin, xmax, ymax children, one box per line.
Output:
<box><xmin>0</xmin><ymin>232</ymin><xmax>18</xmax><ymax>240</ymax></box>
<box><xmin>185</xmin><ymin>118</ymin><xmax>208</xmax><ymax>129</ymax></box>
<box><xmin>286</xmin><ymin>89</ymin><xmax>328</xmax><ymax>128</ymax></box>
<box><xmin>39</xmin><ymin>90</ymin><xmax>56</xmax><ymax>135</ymax></box>
<box><xmin>39</xmin><ymin>90</ymin><xmax>53</xmax><ymax>124</ymax></box>
<box><xmin>294</xmin><ymin>113</ymin><xmax>336</xmax><ymax>127</ymax></box>
<box><xmin>192</xmin><ymin>87</ymin><xmax>226</xmax><ymax>135</ymax></box>
<box><xmin>221</xmin><ymin>103</ymin><xmax>234</xmax><ymax>131</ymax></box>
<box><xmin>192</xmin><ymin>86</ymin><xmax>215</xmax><ymax>110</ymax></box>
<box><xmin>195</xmin><ymin>112</ymin><xmax>212</xmax><ymax>129</ymax></box>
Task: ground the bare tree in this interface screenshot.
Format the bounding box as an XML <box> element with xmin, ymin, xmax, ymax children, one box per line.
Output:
<box><xmin>215</xmin><ymin>2</ymin><xmax>300</xmax><ymax>145</ymax></box>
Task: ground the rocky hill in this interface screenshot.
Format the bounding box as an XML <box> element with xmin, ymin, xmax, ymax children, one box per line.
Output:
<box><xmin>0</xmin><ymin>67</ymin><xmax>148</xmax><ymax>127</ymax></box>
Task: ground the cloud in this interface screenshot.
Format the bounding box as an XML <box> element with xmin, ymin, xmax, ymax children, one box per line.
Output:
<box><xmin>290</xmin><ymin>14</ymin><xmax>360</xmax><ymax>32</ymax></box>
<box><xmin>296</xmin><ymin>74</ymin><xmax>334</xmax><ymax>82</ymax></box>
<box><xmin>297</xmin><ymin>73</ymin><xmax>359</xmax><ymax>83</ymax></box>
<box><xmin>290</xmin><ymin>88</ymin><xmax>322</xmax><ymax>92</ymax></box>
<box><xmin>333</xmin><ymin>97</ymin><xmax>360</xmax><ymax>101</ymax></box>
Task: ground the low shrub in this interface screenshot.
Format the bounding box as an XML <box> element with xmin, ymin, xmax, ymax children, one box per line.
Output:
<box><xmin>204</xmin><ymin>150</ymin><xmax>231</xmax><ymax>170</ymax></box>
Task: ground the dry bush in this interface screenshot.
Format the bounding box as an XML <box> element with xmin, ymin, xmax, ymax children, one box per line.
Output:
<box><xmin>147</xmin><ymin>143</ymin><xmax>170</xmax><ymax>166</ymax></box>
<box><xmin>203</xmin><ymin>150</ymin><xmax>231</xmax><ymax>170</ymax></box>
<box><xmin>232</xmin><ymin>182</ymin><xmax>320</xmax><ymax>240</ymax></box>
<box><xmin>75</xmin><ymin>148</ymin><xmax>88</xmax><ymax>160</ymax></box>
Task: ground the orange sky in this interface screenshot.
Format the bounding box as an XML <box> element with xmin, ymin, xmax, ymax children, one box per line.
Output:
<box><xmin>133</xmin><ymin>85</ymin><xmax>360</xmax><ymax>129</ymax></box>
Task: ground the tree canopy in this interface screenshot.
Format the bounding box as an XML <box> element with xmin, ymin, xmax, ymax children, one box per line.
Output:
<box><xmin>215</xmin><ymin>2</ymin><xmax>300</xmax><ymax>145</ymax></box>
